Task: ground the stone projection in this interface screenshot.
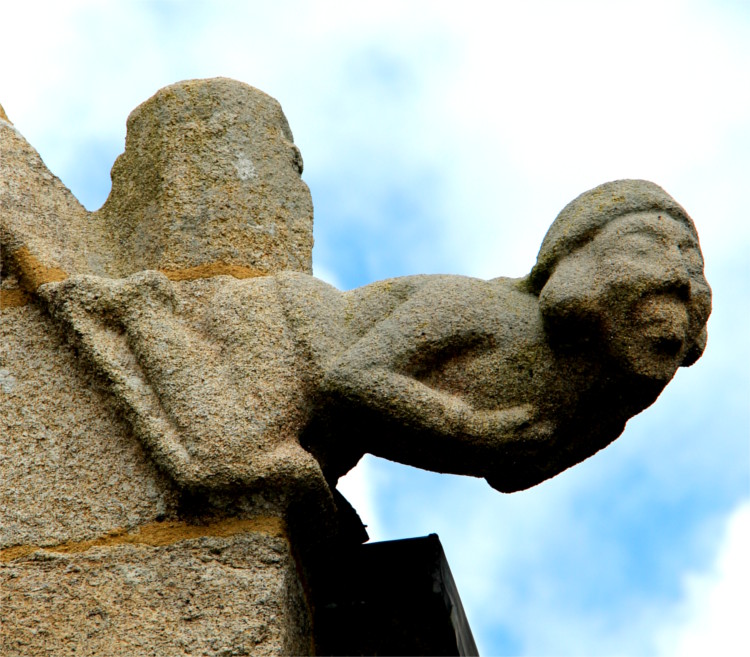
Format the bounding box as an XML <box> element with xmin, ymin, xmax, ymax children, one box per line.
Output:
<box><xmin>1</xmin><ymin>78</ymin><xmax>711</xmax><ymax>655</ymax></box>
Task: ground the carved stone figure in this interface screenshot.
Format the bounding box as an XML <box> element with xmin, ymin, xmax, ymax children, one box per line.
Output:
<box><xmin>2</xmin><ymin>79</ymin><xmax>711</xmax><ymax>506</ymax></box>
<box><xmin>310</xmin><ymin>179</ymin><xmax>712</xmax><ymax>492</ymax></box>
<box><xmin>38</xmin><ymin>178</ymin><xmax>711</xmax><ymax>499</ymax></box>
<box><xmin>0</xmin><ymin>77</ymin><xmax>712</xmax><ymax>656</ymax></box>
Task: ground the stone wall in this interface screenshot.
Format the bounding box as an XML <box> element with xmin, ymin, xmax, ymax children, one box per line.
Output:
<box><xmin>1</xmin><ymin>79</ymin><xmax>318</xmax><ymax>657</ymax></box>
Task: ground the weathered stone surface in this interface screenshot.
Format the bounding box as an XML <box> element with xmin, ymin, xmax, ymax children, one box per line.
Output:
<box><xmin>36</xmin><ymin>180</ymin><xmax>712</xmax><ymax>494</ymax></box>
<box><xmin>1</xmin><ymin>77</ymin><xmax>313</xmax><ymax>290</ymax></box>
<box><xmin>38</xmin><ymin>272</ymin><xmax>332</xmax><ymax>501</ymax></box>
<box><xmin>1</xmin><ymin>521</ymin><xmax>312</xmax><ymax>657</ymax></box>
<box><xmin>1</xmin><ymin>78</ymin><xmax>712</xmax><ymax>655</ymax></box>
<box><xmin>0</xmin><ymin>278</ymin><xmax>316</xmax><ymax>657</ymax></box>
<box><xmin>95</xmin><ymin>77</ymin><xmax>313</xmax><ymax>277</ymax></box>
<box><xmin>308</xmin><ymin>180</ymin><xmax>713</xmax><ymax>492</ymax></box>
<box><xmin>0</xmin><ymin>300</ymin><xmax>176</xmax><ymax>549</ymax></box>
<box><xmin>1</xmin><ymin>79</ymin><xmax>319</xmax><ymax>656</ymax></box>
<box><xmin>0</xmin><ymin>105</ymin><xmax>107</xmax><ymax>284</ymax></box>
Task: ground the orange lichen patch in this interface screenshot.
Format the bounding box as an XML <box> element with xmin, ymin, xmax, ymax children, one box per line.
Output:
<box><xmin>160</xmin><ymin>262</ymin><xmax>268</xmax><ymax>282</ymax></box>
<box><xmin>0</xmin><ymin>103</ymin><xmax>11</xmax><ymax>124</ymax></box>
<box><xmin>12</xmin><ymin>246</ymin><xmax>67</xmax><ymax>290</ymax></box>
<box><xmin>0</xmin><ymin>516</ymin><xmax>287</xmax><ymax>562</ymax></box>
<box><xmin>0</xmin><ymin>289</ymin><xmax>31</xmax><ymax>308</ymax></box>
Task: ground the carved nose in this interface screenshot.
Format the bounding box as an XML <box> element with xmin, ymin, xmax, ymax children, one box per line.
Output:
<box><xmin>663</xmin><ymin>249</ymin><xmax>692</xmax><ymax>299</ymax></box>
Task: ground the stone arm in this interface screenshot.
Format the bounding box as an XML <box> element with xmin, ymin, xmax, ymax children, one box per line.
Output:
<box><xmin>321</xmin><ymin>278</ymin><xmax>543</xmax><ymax>479</ymax></box>
<box><xmin>38</xmin><ymin>272</ymin><xmax>327</xmax><ymax>495</ymax></box>
<box><xmin>38</xmin><ymin>274</ymin><xmax>210</xmax><ymax>490</ymax></box>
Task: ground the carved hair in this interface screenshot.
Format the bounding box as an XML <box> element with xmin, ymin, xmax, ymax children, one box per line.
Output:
<box><xmin>528</xmin><ymin>180</ymin><xmax>697</xmax><ymax>294</ymax></box>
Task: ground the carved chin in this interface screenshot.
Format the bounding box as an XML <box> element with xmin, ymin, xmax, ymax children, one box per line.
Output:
<box><xmin>608</xmin><ymin>295</ymin><xmax>689</xmax><ymax>381</ymax></box>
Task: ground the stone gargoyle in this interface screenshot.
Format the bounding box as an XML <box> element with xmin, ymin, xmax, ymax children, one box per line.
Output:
<box><xmin>1</xmin><ymin>79</ymin><xmax>711</xmax><ymax>510</ymax></box>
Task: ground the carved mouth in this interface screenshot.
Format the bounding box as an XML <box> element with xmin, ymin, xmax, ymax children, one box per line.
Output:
<box><xmin>653</xmin><ymin>334</ymin><xmax>684</xmax><ymax>357</ymax></box>
<box><xmin>633</xmin><ymin>294</ymin><xmax>689</xmax><ymax>356</ymax></box>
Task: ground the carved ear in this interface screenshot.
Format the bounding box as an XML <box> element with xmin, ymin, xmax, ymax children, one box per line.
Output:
<box><xmin>682</xmin><ymin>325</ymin><xmax>708</xmax><ymax>367</ymax></box>
<box><xmin>538</xmin><ymin>254</ymin><xmax>602</xmax><ymax>346</ymax></box>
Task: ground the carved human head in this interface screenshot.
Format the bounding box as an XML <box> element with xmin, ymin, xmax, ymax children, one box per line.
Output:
<box><xmin>530</xmin><ymin>180</ymin><xmax>711</xmax><ymax>380</ymax></box>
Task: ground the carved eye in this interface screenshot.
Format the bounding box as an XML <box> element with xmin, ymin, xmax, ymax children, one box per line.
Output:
<box><xmin>679</xmin><ymin>241</ymin><xmax>704</xmax><ymax>273</ymax></box>
<box><xmin>618</xmin><ymin>232</ymin><xmax>656</xmax><ymax>257</ymax></box>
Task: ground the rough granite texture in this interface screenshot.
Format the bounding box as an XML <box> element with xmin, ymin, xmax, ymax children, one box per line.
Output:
<box><xmin>2</xmin><ymin>528</ymin><xmax>312</xmax><ymax>657</ymax></box>
<box><xmin>0</xmin><ymin>78</ymin><xmax>313</xmax><ymax>287</ymax></box>
<box><xmin>37</xmin><ymin>184</ymin><xmax>712</xmax><ymax>493</ymax></box>
<box><xmin>1</xmin><ymin>78</ymin><xmax>712</xmax><ymax>655</ymax></box>
<box><xmin>94</xmin><ymin>78</ymin><xmax>314</xmax><ymax>277</ymax></box>
<box><xmin>0</xmin><ymin>300</ymin><xmax>177</xmax><ymax>549</ymax></box>
<box><xmin>1</xmin><ymin>79</ymin><xmax>317</xmax><ymax>656</ymax></box>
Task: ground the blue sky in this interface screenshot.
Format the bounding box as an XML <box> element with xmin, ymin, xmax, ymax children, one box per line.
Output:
<box><xmin>2</xmin><ymin>2</ymin><xmax>748</xmax><ymax>655</ymax></box>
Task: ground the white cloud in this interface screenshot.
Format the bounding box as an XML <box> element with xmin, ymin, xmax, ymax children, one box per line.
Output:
<box><xmin>310</xmin><ymin>262</ymin><xmax>343</xmax><ymax>290</ymax></box>
<box><xmin>656</xmin><ymin>500</ymin><xmax>750</xmax><ymax>657</ymax></box>
<box><xmin>335</xmin><ymin>455</ymin><xmax>390</xmax><ymax>540</ymax></box>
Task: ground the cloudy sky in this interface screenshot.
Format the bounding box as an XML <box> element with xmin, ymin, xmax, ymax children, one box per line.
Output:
<box><xmin>2</xmin><ymin>1</ymin><xmax>748</xmax><ymax>655</ymax></box>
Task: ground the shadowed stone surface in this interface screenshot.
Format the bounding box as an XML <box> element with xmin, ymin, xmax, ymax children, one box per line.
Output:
<box><xmin>1</xmin><ymin>78</ymin><xmax>711</xmax><ymax>655</ymax></box>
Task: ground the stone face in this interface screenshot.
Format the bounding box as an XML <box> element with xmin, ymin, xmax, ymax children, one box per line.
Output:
<box><xmin>1</xmin><ymin>78</ymin><xmax>712</xmax><ymax>655</ymax></box>
<box><xmin>321</xmin><ymin>181</ymin><xmax>711</xmax><ymax>492</ymax></box>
